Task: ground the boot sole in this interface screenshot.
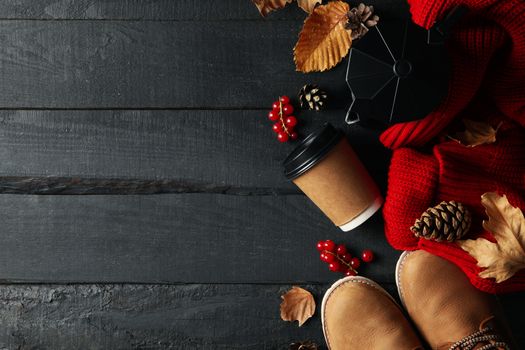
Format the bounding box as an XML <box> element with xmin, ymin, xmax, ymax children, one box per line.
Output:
<box><xmin>321</xmin><ymin>276</ymin><xmax>401</xmax><ymax>349</ymax></box>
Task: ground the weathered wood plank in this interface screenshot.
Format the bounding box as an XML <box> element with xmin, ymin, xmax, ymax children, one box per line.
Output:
<box><xmin>0</xmin><ymin>283</ymin><xmax>341</xmax><ymax>349</ymax></box>
<box><xmin>0</xmin><ymin>20</ymin><xmax>356</xmax><ymax>108</ymax></box>
<box><xmin>0</xmin><ymin>193</ymin><xmax>395</xmax><ymax>283</ymax></box>
<box><xmin>0</xmin><ymin>283</ymin><xmax>522</xmax><ymax>349</ymax></box>
<box><xmin>0</xmin><ymin>0</ymin><xmax>406</xmax><ymax>20</ymax></box>
<box><xmin>0</xmin><ymin>110</ymin><xmax>390</xmax><ymax>193</ymax></box>
<box><xmin>0</xmin><ymin>14</ymin><xmax>413</xmax><ymax>110</ymax></box>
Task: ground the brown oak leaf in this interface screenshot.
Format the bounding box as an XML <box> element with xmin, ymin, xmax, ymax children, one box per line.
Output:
<box><xmin>280</xmin><ymin>286</ymin><xmax>315</xmax><ymax>326</ymax></box>
<box><xmin>252</xmin><ymin>0</ymin><xmax>293</xmax><ymax>17</ymax></box>
<box><xmin>297</xmin><ymin>0</ymin><xmax>322</xmax><ymax>13</ymax></box>
<box><xmin>294</xmin><ymin>1</ymin><xmax>352</xmax><ymax>73</ymax></box>
<box><xmin>450</xmin><ymin>119</ymin><xmax>502</xmax><ymax>147</ymax></box>
<box><xmin>458</xmin><ymin>192</ymin><xmax>525</xmax><ymax>283</ymax></box>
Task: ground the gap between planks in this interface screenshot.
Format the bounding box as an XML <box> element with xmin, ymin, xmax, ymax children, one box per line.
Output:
<box><xmin>0</xmin><ymin>177</ymin><xmax>302</xmax><ymax>195</ymax></box>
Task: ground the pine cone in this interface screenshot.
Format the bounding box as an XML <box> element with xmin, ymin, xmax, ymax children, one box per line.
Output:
<box><xmin>289</xmin><ymin>340</ymin><xmax>318</xmax><ymax>350</ymax></box>
<box><xmin>411</xmin><ymin>201</ymin><xmax>471</xmax><ymax>242</ymax></box>
<box><xmin>347</xmin><ymin>3</ymin><xmax>380</xmax><ymax>40</ymax></box>
<box><xmin>298</xmin><ymin>84</ymin><xmax>327</xmax><ymax>111</ymax></box>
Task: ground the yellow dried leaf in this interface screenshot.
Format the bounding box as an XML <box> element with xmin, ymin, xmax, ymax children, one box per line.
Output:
<box><xmin>297</xmin><ymin>0</ymin><xmax>322</xmax><ymax>13</ymax></box>
<box><xmin>280</xmin><ymin>286</ymin><xmax>315</xmax><ymax>326</ymax></box>
<box><xmin>252</xmin><ymin>0</ymin><xmax>293</xmax><ymax>17</ymax></box>
<box><xmin>458</xmin><ymin>192</ymin><xmax>525</xmax><ymax>283</ymax></box>
<box><xmin>294</xmin><ymin>1</ymin><xmax>352</xmax><ymax>73</ymax></box>
<box><xmin>450</xmin><ymin>119</ymin><xmax>502</xmax><ymax>147</ymax></box>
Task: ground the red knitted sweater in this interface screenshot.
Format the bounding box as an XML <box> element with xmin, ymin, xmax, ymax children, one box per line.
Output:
<box><xmin>381</xmin><ymin>0</ymin><xmax>525</xmax><ymax>293</ymax></box>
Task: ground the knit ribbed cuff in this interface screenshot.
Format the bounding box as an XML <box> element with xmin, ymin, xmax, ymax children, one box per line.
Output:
<box><xmin>383</xmin><ymin>148</ymin><xmax>439</xmax><ymax>250</ymax></box>
<box><xmin>407</xmin><ymin>0</ymin><xmax>461</xmax><ymax>29</ymax></box>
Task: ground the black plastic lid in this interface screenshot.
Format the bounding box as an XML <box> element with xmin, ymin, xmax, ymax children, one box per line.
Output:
<box><xmin>283</xmin><ymin>123</ymin><xmax>343</xmax><ymax>180</ymax></box>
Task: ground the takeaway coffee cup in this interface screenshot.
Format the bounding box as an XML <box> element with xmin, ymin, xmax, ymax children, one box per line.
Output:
<box><xmin>283</xmin><ymin>123</ymin><xmax>382</xmax><ymax>231</ymax></box>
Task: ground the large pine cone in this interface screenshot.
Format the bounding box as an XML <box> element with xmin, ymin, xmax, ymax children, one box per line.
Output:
<box><xmin>411</xmin><ymin>201</ymin><xmax>471</xmax><ymax>242</ymax></box>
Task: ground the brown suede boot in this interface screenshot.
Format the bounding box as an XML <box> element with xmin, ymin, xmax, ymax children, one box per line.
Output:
<box><xmin>396</xmin><ymin>250</ymin><xmax>514</xmax><ymax>350</ymax></box>
<box><xmin>322</xmin><ymin>276</ymin><xmax>424</xmax><ymax>349</ymax></box>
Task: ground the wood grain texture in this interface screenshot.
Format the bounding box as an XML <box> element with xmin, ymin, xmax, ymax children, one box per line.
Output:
<box><xmin>0</xmin><ymin>283</ymin><xmax>329</xmax><ymax>349</ymax></box>
<box><xmin>0</xmin><ymin>284</ymin><xmax>523</xmax><ymax>349</ymax></box>
<box><xmin>0</xmin><ymin>110</ymin><xmax>389</xmax><ymax>193</ymax></box>
<box><xmin>0</xmin><ymin>19</ymin><xmax>348</xmax><ymax>108</ymax></box>
<box><xmin>0</xmin><ymin>0</ymin><xmax>407</xmax><ymax>20</ymax></box>
<box><xmin>0</xmin><ymin>17</ymin><xmax>404</xmax><ymax>110</ymax></box>
<box><xmin>0</xmin><ymin>193</ymin><xmax>396</xmax><ymax>283</ymax></box>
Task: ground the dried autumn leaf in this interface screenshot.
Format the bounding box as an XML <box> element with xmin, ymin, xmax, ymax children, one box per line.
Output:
<box><xmin>252</xmin><ymin>0</ymin><xmax>293</xmax><ymax>17</ymax></box>
<box><xmin>297</xmin><ymin>0</ymin><xmax>322</xmax><ymax>13</ymax></box>
<box><xmin>280</xmin><ymin>286</ymin><xmax>315</xmax><ymax>326</ymax></box>
<box><xmin>458</xmin><ymin>192</ymin><xmax>525</xmax><ymax>283</ymax></box>
<box><xmin>450</xmin><ymin>119</ymin><xmax>502</xmax><ymax>147</ymax></box>
<box><xmin>294</xmin><ymin>1</ymin><xmax>352</xmax><ymax>73</ymax></box>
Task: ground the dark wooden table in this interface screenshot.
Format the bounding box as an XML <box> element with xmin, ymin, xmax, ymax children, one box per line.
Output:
<box><xmin>0</xmin><ymin>1</ymin><xmax>522</xmax><ymax>349</ymax></box>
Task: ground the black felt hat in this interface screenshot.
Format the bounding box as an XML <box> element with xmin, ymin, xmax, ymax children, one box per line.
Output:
<box><xmin>345</xmin><ymin>6</ymin><xmax>466</xmax><ymax>129</ymax></box>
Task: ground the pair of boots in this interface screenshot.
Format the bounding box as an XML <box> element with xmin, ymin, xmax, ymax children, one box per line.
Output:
<box><xmin>321</xmin><ymin>250</ymin><xmax>514</xmax><ymax>349</ymax></box>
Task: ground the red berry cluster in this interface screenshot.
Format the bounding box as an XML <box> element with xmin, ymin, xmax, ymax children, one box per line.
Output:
<box><xmin>267</xmin><ymin>96</ymin><xmax>298</xmax><ymax>143</ymax></box>
<box><xmin>316</xmin><ymin>240</ymin><xmax>374</xmax><ymax>276</ymax></box>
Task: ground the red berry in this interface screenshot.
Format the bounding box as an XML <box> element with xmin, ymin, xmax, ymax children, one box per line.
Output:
<box><xmin>324</xmin><ymin>240</ymin><xmax>336</xmax><ymax>252</ymax></box>
<box><xmin>285</xmin><ymin>116</ymin><xmax>297</xmax><ymax>127</ymax></box>
<box><xmin>272</xmin><ymin>122</ymin><xmax>283</xmax><ymax>133</ymax></box>
<box><xmin>316</xmin><ymin>241</ymin><xmax>325</xmax><ymax>252</ymax></box>
<box><xmin>350</xmin><ymin>257</ymin><xmax>361</xmax><ymax>269</ymax></box>
<box><xmin>345</xmin><ymin>269</ymin><xmax>357</xmax><ymax>277</ymax></box>
<box><xmin>290</xmin><ymin>131</ymin><xmax>298</xmax><ymax>140</ymax></box>
<box><xmin>282</xmin><ymin>104</ymin><xmax>294</xmax><ymax>115</ymax></box>
<box><xmin>329</xmin><ymin>261</ymin><xmax>340</xmax><ymax>272</ymax></box>
<box><xmin>341</xmin><ymin>253</ymin><xmax>352</xmax><ymax>262</ymax></box>
<box><xmin>272</xmin><ymin>101</ymin><xmax>280</xmax><ymax>110</ymax></box>
<box><xmin>279</xmin><ymin>96</ymin><xmax>290</xmax><ymax>104</ymax></box>
<box><xmin>361</xmin><ymin>250</ymin><xmax>374</xmax><ymax>263</ymax></box>
<box><xmin>320</xmin><ymin>253</ymin><xmax>327</xmax><ymax>262</ymax></box>
<box><xmin>268</xmin><ymin>110</ymin><xmax>279</xmax><ymax>121</ymax></box>
<box><xmin>277</xmin><ymin>132</ymin><xmax>288</xmax><ymax>143</ymax></box>
<box><xmin>336</xmin><ymin>244</ymin><xmax>347</xmax><ymax>255</ymax></box>
<box><xmin>324</xmin><ymin>253</ymin><xmax>335</xmax><ymax>263</ymax></box>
